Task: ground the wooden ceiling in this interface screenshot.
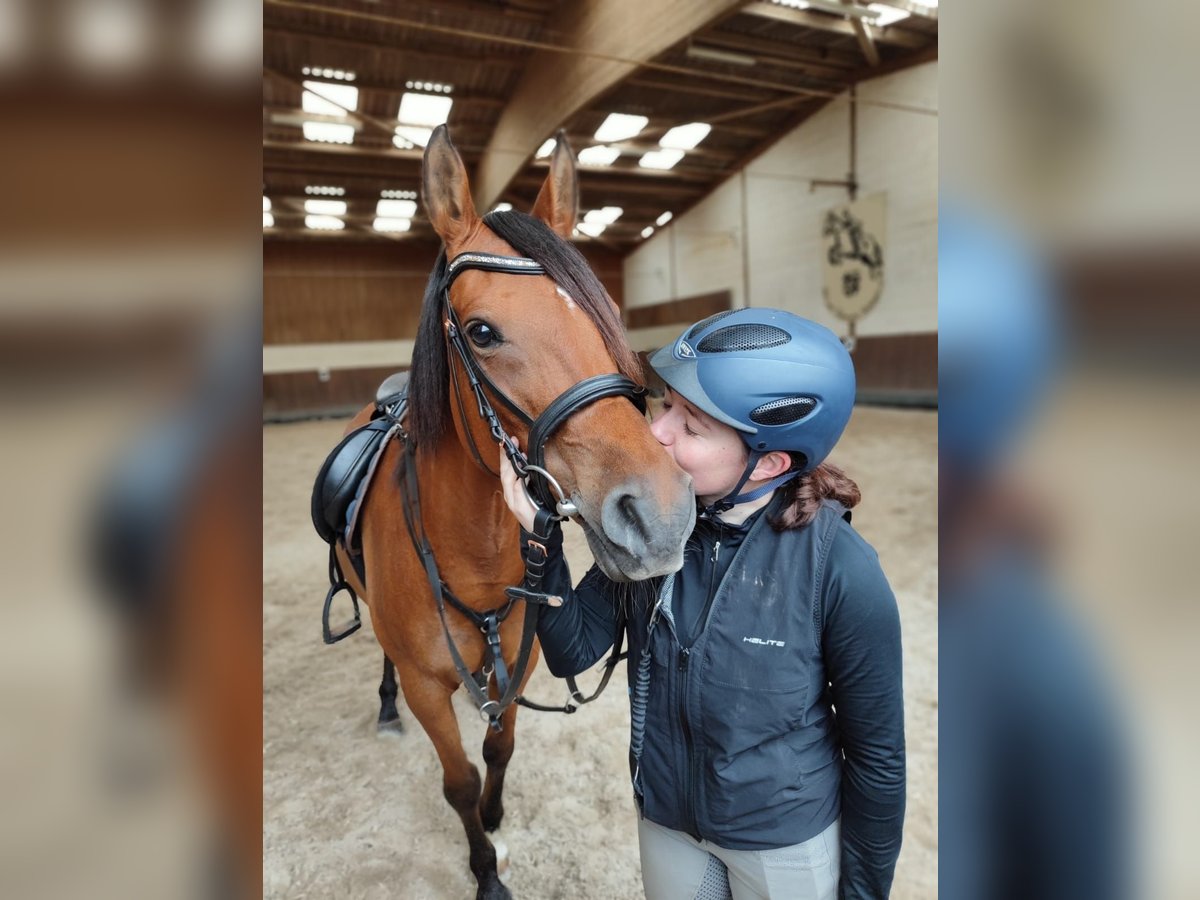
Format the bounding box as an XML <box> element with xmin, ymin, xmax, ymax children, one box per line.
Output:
<box><xmin>263</xmin><ymin>0</ymin><xmax>937</xmax><ymax>250</ymax></box>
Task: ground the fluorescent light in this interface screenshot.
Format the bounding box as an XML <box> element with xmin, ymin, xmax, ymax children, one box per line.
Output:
<box><xmin>305</xmin><ymin>215</ymin><xmax>344</xmax><ymax>231</ymax></box>
<box><xmin>381</xmin><ymin>189</ymin><xmax>417</xmax><ymax>200</ymax></box>
<box><xmin>302</xmin><ymin>81</ymin><xmax>358</xmax><ymax>115</ymax></box>
<box><xmin>639</xmin><ymin>148</ymin><xmax>685</xmax><ymax>170</ymax></box>
<box><xmin>398</xmin><ymin>92</ymin><xmax>453</xmax><ymax>127</ymax></box>
<box><xmin>535</xmin><ymin>138</ymin><xmax>556</xmax><ymax>159</ymax></box>
<box><xmin>866</xmin><ymin>3</ymin><xmax>910</xmax><ymax>26</ymax></box>
<box><xmin>263</xmin><ymin>212</ymin><xmax>275</xmax><ymax>228</ymax></box>
<box><xmin>405</xmin><ymin>80</ymin><xmax>452</xmax><ymax>94</ymax></box>
<box><xmin>303</xmin><ymin>122</ymin><xmax>355</xmax><ymax>144</ymax></box>
<box><xmin>641</xmin><ymin>226</ymin><xmax>654</xmax><ymax>239</ymax></box>
<box><xmin>578</xmin><ymin>145</ymin><xmax>621</xmax><ymax>167</ymax></box>
<box><xmin>584</xmin><ymin>207</ymin><xmax>623</xmax><ymax>226</ymax></box>
<box><xmin>492</xmin><ymin>202</ymin><xmax>513</xmax><ymax>212</ymax></box>
<box><xmin>660</xmin><ymin>122</ymin><xmax>711</xmax><ymax>150</ymax></box>
<box><xmin>686</xmin><ymin>45</ymin><xmax>756</xmax><ymax>67</ymax></box>
<box><xmin>656</xmin><ymin>211</ymin><xmax>673</xmax><ymax>227</ymax></box>
<box><xmin>373</xmin><ymin>218</ymin><xmax>412</xmax><ymax>233</ymax></box>
<box><xmin>376</xmin><ymin>199</ymin><xmax>417</xmax><ymax>218</ymax></box>
<box><xmin>305</xmin><ymin>199</ymin><xmax>347</xmax><ymax>215</ymax></box>
<box><xmin>305</xmin><ymin>185</ymin><xmax>344</xmax><ymax>196</ymax></box>
<box><xmin>303</xmin><ymin>67</ymin><xmax>355</xmax><ymax>82</ymax></box>
<box><xmin>594</xmin><ymin>113</ymin><xmax>648</xmax><ymax>143</ymax></box>
<box><xmin>394</xmin><ymin>126</ymin><xmax>433</xmax><ymax>149</ymax></box>
<box><xmin>576</xmin><ymin>222</ymin><xmax>606</xmax><ymax>238</ymax></box>
<box><xmin>262</xmin><ymin>196</ymin><xmax>271</xmax><ymax>212</ymax></box>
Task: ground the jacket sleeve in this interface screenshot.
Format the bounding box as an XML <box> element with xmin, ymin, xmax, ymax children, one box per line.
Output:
<box><xmin>519</xmin><ymin>526</ymin><xmax>624</xmax><ymax>679</ymax></box>
<box><xmin>820</xmin><ymin>523</ymin><xmax>907</xmax><ymax>900</ymax></box>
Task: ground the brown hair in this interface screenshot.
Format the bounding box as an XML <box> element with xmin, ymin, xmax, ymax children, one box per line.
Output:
<box><xmin>768</xmin><ymin>458</ymin><xmax>861</xmax><ymax>531</ymax></box>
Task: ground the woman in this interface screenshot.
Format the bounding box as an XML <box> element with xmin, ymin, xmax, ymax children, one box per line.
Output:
<box><xmin>500</xmin><ymin>308</ymin><xmax>905</xmax><ymax>900</ymax></box>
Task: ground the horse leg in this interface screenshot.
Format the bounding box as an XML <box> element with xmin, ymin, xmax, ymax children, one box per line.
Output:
<box><xmin>479</xmin><ymin>698</ymin><xmax>518</xmax><ymax>833</ymax></box>
<box><xmin>400</xmin><ymin>673</ymin><xmax>510</xmax><ymax>900</ymax></box>
<box><xmin>377</xmin><ymin>654</ymin><xmax>403</xmax><ymax>732</ymax></box>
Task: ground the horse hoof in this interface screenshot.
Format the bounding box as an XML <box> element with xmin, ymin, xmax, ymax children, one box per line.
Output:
<box><xmin>376</xmin><ymin>716</ymin><xmax>404</xmax><ymax>736</ymax></box>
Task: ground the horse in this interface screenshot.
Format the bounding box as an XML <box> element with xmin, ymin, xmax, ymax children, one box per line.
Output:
<box><xmin>332</xmin><ymin>125</ymin><xmax>695</xmax><ymax>900</ymax></box>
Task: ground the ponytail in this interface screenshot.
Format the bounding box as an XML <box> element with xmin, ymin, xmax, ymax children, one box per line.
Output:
<box><xmin>768</xmin><ymin>459</ymin><xmax>860</xmax><ymax>531</ymax></box>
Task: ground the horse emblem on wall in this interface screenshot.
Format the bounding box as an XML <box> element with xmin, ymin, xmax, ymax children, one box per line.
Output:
<box><xmin>821</xmin><ymin>192</ymin><xmax>887</xmax><ymax>325</ymax></box>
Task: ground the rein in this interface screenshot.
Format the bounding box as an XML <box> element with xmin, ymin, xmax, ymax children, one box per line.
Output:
<box><xmin>401</xmin><ymin>250</ymin><xmax>643</xmax><ymax>731</ymax></box>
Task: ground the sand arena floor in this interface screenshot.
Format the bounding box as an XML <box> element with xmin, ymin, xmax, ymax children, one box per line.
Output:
<box><xmin>264</xmin><ymin>406</ymin><xmax>937</xmax><ymax>899</ymax></box>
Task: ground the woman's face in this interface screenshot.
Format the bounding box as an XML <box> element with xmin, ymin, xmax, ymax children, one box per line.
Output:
<box><xmin>650</xmin><ymin>388</ymin><xmax>750</xmax><ymax>504</ymax></box>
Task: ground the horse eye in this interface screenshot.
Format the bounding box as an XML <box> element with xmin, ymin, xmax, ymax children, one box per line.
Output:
<box><xmin>466</xmin><ymin>321</ymin><xmax>500</xmax><ymax>348</ymax></box>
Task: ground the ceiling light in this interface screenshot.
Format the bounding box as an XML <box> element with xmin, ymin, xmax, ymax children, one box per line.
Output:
<box><xmin>394</xmin><ymin>126</ymin><xmax>433</xmax><ymax>148</ymax></box>
<box><xmin>641</xmin><ymin>226</ymin><xmax>654</xmax><ymax>239</ymax></box>
<box><xmin>302</xmin><ymin>80</ymin><xmax>358</xmax><ymax>115</ymax></box>
<box><xmin>685</xmin><ymin>45</ymin><xmax>757</xmax><ymax>67</ymax></box>
<box><xmin>263</xmin><ymin>212</ymin><xmax>275</xmax><ymax>228</ymax></box>
<box><xmin>303</xmin><ymin>67</ymin><xmax>355</xmax><ymax>82</ymax></box>
<box><xmin>303</xmin><ymin>122</ymin><xmax>356</xmax><ymax>144</ymax></box>
<box><xmin>405</xmin><ymin>80</ymin><xmax>452</xmax><ymax>93</ymax></box>
<box><xmin>381</xmin><ymin>189</ymin><xmax>417</xmax><ymax>200</ymax></box>
<box><xmin>373</xmin><ymin>218</ymin><xmax>412</xmax><ymax>233</ymax></box>
<box><xmin>305</xmin><ymin>215</ymin><xmax>345</xmax><ymax>231</ymax></box>
<box><xmin>768</xmin><ymin>0</ymin><xmax>810</xmax><ymax>9</ymax></box>
<box><xmin>262</xmin><ymin>196</ymin><xmax>271</xmax><ymax>212</ymax></box>
<box><xmin>594</xmin><ymin>113</ymin><xmax>648</xmax><ymax>143</ymax></box>
<box><xmin>639</xmin><ymin>148</ymin><xmax>685</xmax><ymax>170</ymax></box>
<box><xmin>578</xmin><ymin>145</ymin><xmax>621</xmax><ymax>167</ymax></box>
<box><xmin>305</xmin><ymin>185</ymin><xmax>345</xmax><ymax>196</ymax></box>
<box><xmin>866</xmin><ymin>3</ymin><xmax>910</xmax><ymax>26</ymax></box>
<box><xmin>576</xmin><ymin>222</ymin><xmax>606</xmax><ymax>238</ymax></box>
<box><xmin>376</xmin><ymin>199</ymin><xmax>417</xmax><ymax>218</ymax></box>
<box><xmin>535</xmin><ymin>138</ymin><xmax>556</xmax><ymax>159</ymax></box>
<box><xmin>656</xmin><ymin>211</ymin><xmax>673</xmax><ymax>227</ymax></box>
<box><xmin>660</xmin><ymin>122</ymin><xmax>711</xmax><ymax>150</ymax></box>
<box><xmin>305</xmin><ymin>199</ymin><xmax>347</xmax><ymax>215</ymax></box>
<box><xmin>492</xmin><ymin>202</ymin><xmax>513</xmax><ymax>212</ymax></box>
<box><xmin>398</xmin><ymin>92</ymin><xmax>453</xmax><ymax>127</ymax></box>
<box><xmin>584</xmin><ymin>207</ymin><xmax>623</xmax><ymax>226</ymax></box>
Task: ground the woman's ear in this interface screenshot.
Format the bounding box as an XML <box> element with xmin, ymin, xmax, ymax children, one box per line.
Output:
<box><xmin>751</xmin><ymin>451</ymin><xmax>794</xmax><ymax>481</ymax></box>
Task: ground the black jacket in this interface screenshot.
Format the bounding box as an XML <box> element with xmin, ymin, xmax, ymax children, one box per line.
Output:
<box><xmin>527</xmin><ymin>495</ymin><xmax>906</xmax><ymax>899</ymax></box>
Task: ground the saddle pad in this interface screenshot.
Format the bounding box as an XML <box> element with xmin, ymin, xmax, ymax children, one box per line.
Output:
<box><xmin>311</xmin><ymin>418</ymin><xmax>394</xmax><ymax>545</ymax></box>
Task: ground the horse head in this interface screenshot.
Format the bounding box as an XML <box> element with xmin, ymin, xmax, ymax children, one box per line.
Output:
<box><xmin>411</xmin><ymin>125</ymin><xmax>694</xmax><ymax>581</ymax></box>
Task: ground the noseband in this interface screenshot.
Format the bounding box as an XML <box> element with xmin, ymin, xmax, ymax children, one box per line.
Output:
<box><xmin>441</xmin><ymin>251</ymin><xmax>646</xmax><ymax>519</ymax></box>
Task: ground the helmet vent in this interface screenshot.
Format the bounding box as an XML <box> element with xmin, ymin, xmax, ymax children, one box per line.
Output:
<box><xmin>697</xmin><ymin>324</ymin><xmax>790</xmax><ymax>354</ymax></box>
<box><xmin>749</xmin><ymin>396</ymin><xmax>817</xmax><ymax>426</ymax></box>
<box><xmin>685</xmin><ymin>309</ymin><xmax>737</xmax><ymax>341</ymax></box>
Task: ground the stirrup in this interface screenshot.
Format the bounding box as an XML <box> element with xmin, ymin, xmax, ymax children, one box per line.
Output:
<box><xmin>322</xmin><ymin>581</ymin><xmax>362</xmax><ymax>644</ymax></box>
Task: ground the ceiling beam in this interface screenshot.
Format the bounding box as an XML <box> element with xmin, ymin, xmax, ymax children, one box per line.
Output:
<box><xmin>740</xmin><ymin>1</ymin><xmax>927</xmax><ymax>48</ymax></box>
<box><xmin>844</xmin><ymin>1</ymin><xmax>882</xmax><ymax>66</ymax></box>
<box><xmin>264</xmin><ymin>25</ymin><xmax>524</xmax><ymax>71</ymax></box>
<box><xmin>473</xmin><ymin>0</ymin><xmax>747</xmax><ymax>209</ymax></box>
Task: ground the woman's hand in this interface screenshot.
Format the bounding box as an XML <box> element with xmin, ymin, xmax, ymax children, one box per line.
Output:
<box><xmin>498</xmin><ymin>441</ymin><xmax>538</xmax><ymax>532</ymax></box>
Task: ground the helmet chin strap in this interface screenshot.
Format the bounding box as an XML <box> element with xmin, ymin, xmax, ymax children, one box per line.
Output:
<box><xmin>701</xmin><ymin>450</ymin><xmax>803</xmax><ymax>517</ymax></box>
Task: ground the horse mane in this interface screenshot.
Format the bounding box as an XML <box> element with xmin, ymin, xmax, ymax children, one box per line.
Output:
<box><xmin>406</xmin><ymin>210</ymin><xmax>643</xmax><ymax>447</ymax></box>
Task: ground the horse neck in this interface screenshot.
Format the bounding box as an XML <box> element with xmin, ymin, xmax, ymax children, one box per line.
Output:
<box><xmin>416</xmin><ymin>427</ymin><xmax>522</xmax><ymax>580</ymax></box>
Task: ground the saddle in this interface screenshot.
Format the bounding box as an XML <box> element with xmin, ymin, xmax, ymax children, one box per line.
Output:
<box><xmin>309</xmin><ymin>372</ymin><xmax>409</xmax><ymax>642</ymax></box>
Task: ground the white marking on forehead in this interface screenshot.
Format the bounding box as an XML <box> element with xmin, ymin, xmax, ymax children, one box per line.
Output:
<box><xmin>555</xmin><ymin>285</ymin><xmax>577</xmax><ymax>310</ymax></box>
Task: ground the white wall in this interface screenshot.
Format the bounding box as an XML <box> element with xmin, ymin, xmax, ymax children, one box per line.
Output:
<box><xmin>624</xmin><ymin>61</ymin><xmax>937</xmax><ymax>338</ymax></box>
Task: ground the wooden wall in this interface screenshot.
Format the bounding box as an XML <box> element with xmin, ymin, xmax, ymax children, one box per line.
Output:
<box><xmin>264</xmin><ymin>239</ymin><xmax>628</xmax><ymax>419</ymax></box>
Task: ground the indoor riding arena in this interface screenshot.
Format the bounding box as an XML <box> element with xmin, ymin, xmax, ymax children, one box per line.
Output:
<box><xmin>263</xmin><ymin>4</ymin><xmax>938</xmax><ymax>898</ymax></box>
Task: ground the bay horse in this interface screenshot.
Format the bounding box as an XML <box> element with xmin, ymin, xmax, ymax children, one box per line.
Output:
<box><xmin>333</xmin><ymin>125</ymin><xmax>695</xmax><ymax>899</ymax></box>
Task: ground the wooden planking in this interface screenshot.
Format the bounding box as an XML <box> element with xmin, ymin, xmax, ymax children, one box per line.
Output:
<box><xmin>851</xmin><ymin>331</ymin><xmax>937</xmax><ymax>403</ymax></box>
<box><xmin>263</xmin><ymin>365</ymin><xmax>403</xmax><ymax>420</ymax></box>
<box><xmin>624</xmin><ymin>291</ymin><xmax>732</xmax><ymax>329</ymax></box>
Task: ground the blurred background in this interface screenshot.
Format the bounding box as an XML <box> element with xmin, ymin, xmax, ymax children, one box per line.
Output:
<box><xmin>0</xmin><ymin>1</ymin><xmax>261</xmax><ymax>899</ymax></box>
<box><xmin>941</xmin><ymin>1</ymin><xmax>1199</xmax><ymax>898</ymax></box>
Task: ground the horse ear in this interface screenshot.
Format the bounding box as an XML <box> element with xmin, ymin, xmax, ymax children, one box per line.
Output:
<box><xmin>422</xmin><ymin>125</ymin><xmax>480</xmax><ymax>250</ymax></box>
<box><xmin>531</xmin><ymin>130</ymin><xmax>578</xmax><ymax>239</ymax></box>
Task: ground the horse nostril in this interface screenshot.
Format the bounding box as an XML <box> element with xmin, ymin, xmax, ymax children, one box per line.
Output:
<box><xmin>602</xmin><ymin>489</ymin><xmax>652</xmax><ymax>553</ymax></box>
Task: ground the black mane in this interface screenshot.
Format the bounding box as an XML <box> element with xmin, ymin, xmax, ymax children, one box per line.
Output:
<box><xmin>406</xmin><ymin>210</ymin><xmax>641</xmax><ymax>447</ymax></box>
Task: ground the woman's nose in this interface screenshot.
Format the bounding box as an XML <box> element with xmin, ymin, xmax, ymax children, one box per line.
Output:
<box><xmin>649</xmin><ymin>413</ymin><xmax>670</xmax><ymax>446</ymax></box>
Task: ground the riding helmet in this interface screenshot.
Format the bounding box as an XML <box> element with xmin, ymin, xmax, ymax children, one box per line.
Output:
<box><xmin>648</xmin><ymin>308</ymin><xmax>855</xmax><ymax>473</ymax></box>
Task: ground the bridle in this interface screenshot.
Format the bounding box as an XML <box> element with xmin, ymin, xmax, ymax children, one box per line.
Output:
<box><xmin>440</xmin><ymin>250</ymin><xmax>646</xmax><ymax>519</ymax></box>
<box><xmin>397</xmin><ymin>249</ymin><xmax>641</xmax><ymax>732</ymax></box>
